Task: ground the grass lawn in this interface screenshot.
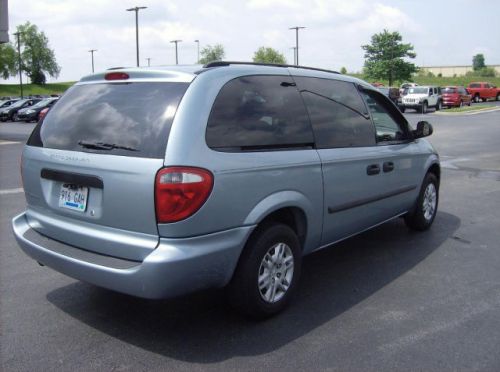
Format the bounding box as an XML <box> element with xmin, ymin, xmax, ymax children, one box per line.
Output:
<box><xmin>439</xmin><ymin>105</ymin><xmax>497</xmax><ymax>113</ymax></box>
<box><xmin>0</xmin><ymin>82</ymin><xmax>75</xmax><ymax>97</ymax></box>
<box><xmin>347</xmin><ymin>74</ymin><xmax>500</xmax><ymax>88</ymax></box>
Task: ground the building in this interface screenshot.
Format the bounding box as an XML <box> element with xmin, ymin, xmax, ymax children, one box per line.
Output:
<box><xmin>0</xmin><ymin>0</ymin><xmax>8</xmax><ymax>43</ymax></box>
<box><xmin>420</xmin><ymin>64</ymin><xmax>500</xmax><ymax>77</ymax></box>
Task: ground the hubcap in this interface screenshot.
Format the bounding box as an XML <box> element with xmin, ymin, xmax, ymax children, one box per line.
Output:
<box><xmin>258</xmin><ymin>242</ymin><xmax>294</xmax><ymax>303</ymax></box>
<box><xmin>422</xmin><ymin>183</ymin><xmax>437</xmax><ymax>221</ymax></box>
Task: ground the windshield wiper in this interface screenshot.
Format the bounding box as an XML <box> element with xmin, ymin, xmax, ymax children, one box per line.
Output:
<box><xmin>78</xmin><ymin>140</ymin><xmax>138</xmax><ymax>152</ymax></box>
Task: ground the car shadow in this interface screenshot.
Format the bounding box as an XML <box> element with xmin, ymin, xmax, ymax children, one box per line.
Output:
<box><xmin>46</xmin><ymin>211</ymin><xmax>460</xmax><ymax>363</ymax></box>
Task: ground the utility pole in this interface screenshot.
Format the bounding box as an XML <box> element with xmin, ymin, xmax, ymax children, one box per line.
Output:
<box><xmin>88</xmin><ymin>49</ymin><xmax>97</xmax><ymax>73</ymax></box>
<box><xmin>194</xmin><ymin>39</ymin><xmax>200</xmax><ymax>63</ymax></box>
<box><xmin>170</xmin><ymin>40</ymin><xmax>182</xmax><ymax>65</ymax></box>
<box><xmin>126</xmin><ymin>6</ymin><xmax>147</xmax><ymax>67</ymax></box>
<box><xmin>146</xmin><ymin>57</ymin><xmax>151</xmax><ymax>67</ymax></box>
<box><xmin>289</xmin><ymin>26</ymin><xmax>305</xmax><ymax>66</ymax></box>
<box><xmin>13</xmin><ymin>32</ymin><xmax>23</xmax><ymax>98</ymax></box>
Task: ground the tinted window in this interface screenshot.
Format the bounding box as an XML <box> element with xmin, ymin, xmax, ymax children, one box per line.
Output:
<box><xmin>294</xmin><ymin>77</ymin><xmax>374</xmax><ymax>148</ymax></box>
<box><xmin>361</xmin><ymin>90</ymin><xmax>408</xmax><ymax>143</ymax></box>
<box><xmin>206</xmin><ymin>75</ymin><xmax>314</xmax><ymax>150</ymax></box>
<box><xmin>27</xmin><ymin>82</ymin><xmax>189</xmax><ymax>158</ymax></box>
<box><xmin>469</xmin><ymin>83</ymin><xmax>480</xmax><ymax>88</ymax></box>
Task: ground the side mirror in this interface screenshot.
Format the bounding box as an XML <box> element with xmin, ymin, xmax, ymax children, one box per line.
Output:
<box><xmin>413</xmin><ymin>121</ymin><xmax>433</xmax><ymax>139</ymax></box>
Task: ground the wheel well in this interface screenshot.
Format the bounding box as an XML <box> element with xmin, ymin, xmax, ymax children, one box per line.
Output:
<box><xmin>428</xmin><ymin>163</ymin><xmax>441</xmax><ymax>186</ymax></box>
<box><xmin>257</xmin><ymin>207</ymin><xmax>307</xmax><ymax>249</ymax></box>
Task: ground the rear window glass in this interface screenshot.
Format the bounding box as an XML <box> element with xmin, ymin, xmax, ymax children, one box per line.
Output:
<box><xmin>27</xmin><ymin>82</ymin><xmax>189</xmax><ymax>158</ymax></box>
<box><xmin>206</xmin><ymin>75</ymin><xmax>314</xmax><ymax>151</ymax></box>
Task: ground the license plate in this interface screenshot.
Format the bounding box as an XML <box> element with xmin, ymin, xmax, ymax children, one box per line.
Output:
<box><xmin>59</xmin><ymin>184</ymin><xmax>88</xmax><ymax>212</ymax></box>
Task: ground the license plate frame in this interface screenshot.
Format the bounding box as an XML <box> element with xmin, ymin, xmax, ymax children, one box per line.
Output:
<box><xmin>58</xmin><ymin>184</ymin><xmax>89</xmax><ymax>212</ymax></box>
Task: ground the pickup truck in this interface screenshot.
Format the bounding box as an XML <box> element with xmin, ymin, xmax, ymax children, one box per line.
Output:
<box><xmin>467</xmin><ymin>82</ymin><xmax>500</xmax><ymax>103</ymax></box>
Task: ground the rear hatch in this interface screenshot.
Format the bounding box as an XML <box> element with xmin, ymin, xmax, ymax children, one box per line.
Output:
<box><xmin>23</xmin><ymin>73</ymin><xmax>191</xmax><ymax>261</ymax></box>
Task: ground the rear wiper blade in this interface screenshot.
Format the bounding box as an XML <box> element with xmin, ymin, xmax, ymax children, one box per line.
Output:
<box><xmin>78</xmin><ymin>140</ymin><xmax>138</xmax><ymax>151</ymax></box>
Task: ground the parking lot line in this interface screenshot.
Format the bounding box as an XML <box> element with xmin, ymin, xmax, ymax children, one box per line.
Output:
<box><xmin>0</xmin><ymin>141</ymin><xmax>21</xmax><ymax>145</ymax></box>
<box><xmin>0</xmin><ymin>188</ymin><xmax>24</xmax><ymax>195</ymax></box>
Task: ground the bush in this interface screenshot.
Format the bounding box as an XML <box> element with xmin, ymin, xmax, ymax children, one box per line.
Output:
<box><xmin>340</xmin><ymin>67</ymin><xmax>347</xmax><ymax>74</ymax></box>
<box><xmin>466</xmin><ymin>67</ymin><xmax>497</xmax><ymax>77</ymax></box>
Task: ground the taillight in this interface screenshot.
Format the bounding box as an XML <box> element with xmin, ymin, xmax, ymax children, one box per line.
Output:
<box><xmin>155</xmin><ymin>167</ymin><xmax>213</xmax><ymax>223</ymax></box>
<box><xmin>38</xmin><ymin>107</ymin><xmax>49</xmax><ymax>122</ymax></box>
<box><xmin>105</xmin><ymin>72</ymin><xmax>129</xmax><ymax>80</ymax></box>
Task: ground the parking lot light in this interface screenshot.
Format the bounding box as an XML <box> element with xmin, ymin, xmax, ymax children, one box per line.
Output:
<box><xmin>126</xmin><ymin>6</ymin><xmax>147</xmax><ymax>67</ymax></box>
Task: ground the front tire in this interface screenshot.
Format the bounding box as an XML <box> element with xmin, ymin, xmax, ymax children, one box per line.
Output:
<box><xmin>399</xmin><ymin>106</ymin><xmax>406</xmax><ymax>113</ymax></box>
<box><xmin>228</xmin><ymin>223</ymin><xmax>302</xmax><ymax>318</ymax></box>
<box><xmin>421</xmin><ymin>101</ymin><xmax>428</xmax><ymax>114</ymax></box>
<box><xmin>474</xmin><ymin>94</ymin><xmax>480</xmax><ymax>103</ymax></box>
<box><xmin>435</xmin><ymin>100</ymin><xmax>442</xmax><ymax>111</ymax></box>
<box><xmin>405</xmin><ymin>173</ymin><xmax>439</xmax><ymax>231</ymax></box>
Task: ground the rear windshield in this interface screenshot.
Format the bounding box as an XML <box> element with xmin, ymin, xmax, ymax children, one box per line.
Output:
<box><xmin>27</xmin><ymin>82</ymin><xmax>189</xmax><ymax>158</ymax></box>
<box><xmin>442</xmin><ymin>87</ymin><xmax>457</xmax><ymax>93</ymax></box>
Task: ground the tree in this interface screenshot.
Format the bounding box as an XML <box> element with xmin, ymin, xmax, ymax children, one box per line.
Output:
<box><xmin>340</xmin><ymin>66</ymin><xmax>347</xmax><ymax>74</ymax></box>
<box><xmin>472</xmin><ymin>54</ymin><xmax>485</xmax><ymax>71</ymax></box>
<box><xmin>0</xmin><ymin>43</ymin><xmax>16</xmax><ymax>80</ymax></box>
<box><xmin>14</xmin><ymin>22</ymin><xmax>60</xmax><ymax>84</ymax></box>
<box><xmin>198</xmin><ymin>44</ymin><xmax>225</xmax><ymax>65</ymax></box>
<box><xmin>361</xmin><ymin>29</ymin><xmax>417</xmax><ymax>86</ymax></box>
<box><xmin>252</xmin><ymin>47</ymin><xmax>286</xmax><ymax>64</ymax></box>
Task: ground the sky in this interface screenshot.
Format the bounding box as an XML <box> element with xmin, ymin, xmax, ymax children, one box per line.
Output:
<box><xmin>3</xmin><ymin>0</ymin><xmax>500</xmax><ymax>83</ymax></box>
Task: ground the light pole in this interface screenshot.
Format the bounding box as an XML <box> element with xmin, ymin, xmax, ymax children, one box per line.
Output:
<box><xmin>146</xmin><ymin>57</ymin><xmax>151</xmax><ymax>67</ymax></box>
<box><xmin>126</xmin><ymin>6</ymin><xmax>147</xmax><ymax>67</ymax></box>
<box><xmin>170</xmin><ymin>40</ymin><xmax>182</xmax><ymax>65</ymax></box>
<box><xmin>13</xmin><ymin>32</ymin><xmax>23</xmax><ymax>98</ymax></box>
<box><xmin>88</xmin><ymin>49</ymin><xmax>97</xmax><ymax>73</ymax></box>
<box><xmin>290</xmin><ymin>46</ymin><xmax>297</xmax><ymax>65</ymax></box>
<box><xmin>194</xmin><ymin>39</ymin><xmax>200</xmax><ymax>64</ymax></box>
<box><xmin>289</xmin><ymin>26</ymin><xmax>305</xmax><ymax>66</ymax></box>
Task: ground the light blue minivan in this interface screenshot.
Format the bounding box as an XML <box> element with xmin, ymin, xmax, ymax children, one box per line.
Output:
<box><xmin>12</xmin><ymin>62</ymin><xmax>439</xmax><ymax>317</ymax></box>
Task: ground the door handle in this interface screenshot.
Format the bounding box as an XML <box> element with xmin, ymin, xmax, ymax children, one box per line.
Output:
<box><xmin>366</xmin><ymin>164</ymin><xmax>380</xmax><ymax>175</ymax></box>
<box><xmin>383</xmin><ymin>161</ymin><xmax>395</xmax><ymax>173</ymax></box>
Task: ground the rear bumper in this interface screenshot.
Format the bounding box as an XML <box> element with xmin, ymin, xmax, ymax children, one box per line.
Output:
<box><xmin>12</xmin><ymin>212</ymin><xmax>254</xmax><ymax>299</ymax></box>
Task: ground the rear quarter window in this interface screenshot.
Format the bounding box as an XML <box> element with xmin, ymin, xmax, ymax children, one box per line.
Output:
<box><xmin>206</xmin><ymin>75</ymin><xmax>314</xmax><ymax>151</ymax></box>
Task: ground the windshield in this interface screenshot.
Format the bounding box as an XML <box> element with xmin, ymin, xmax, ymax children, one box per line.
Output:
<box><xmin>9</xmin><ymin>99</ymin><xmax>29</xmax><ymax>109</ymax></box>
<box><xmin>31</xmin><ymin>99</ymin><xmax>56</xmax><ymax>109</ymax></box>
<box><xmin>408</xmin><ymin>87</ymin><xmax>428</xmax><ymax>94</ymax></box>
<box><xmin>27</xmin><ymin>82</ymin><xmax>190</xmax><ymax>159</ymax></box>
<box><xmin>378</xmin><ymin>88</ymin><xmax>389</xmax><ymax>94</ymax></box>
<box><xmin>442</xmin><ymin>87</ymin><xmax>457</xmax><ymax>94</ymax></box>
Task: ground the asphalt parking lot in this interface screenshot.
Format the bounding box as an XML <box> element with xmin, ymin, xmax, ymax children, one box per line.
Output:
<box><xmin>1</xmin><ymin>107</ymin><xmax>500</xmax><ymax>371</ymax></box>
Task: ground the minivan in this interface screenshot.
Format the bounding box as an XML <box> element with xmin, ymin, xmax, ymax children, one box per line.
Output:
<box><xmin>12</xmin><ymin>62</ymin><xmax>440</xmax><ymax>317</ymax></box>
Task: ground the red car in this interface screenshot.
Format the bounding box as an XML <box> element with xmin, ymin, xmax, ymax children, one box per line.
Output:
<box><xmin>441</xmin><ymin>86</ymin><xmax>472</xmax><ymax>108</ymax></box>
<box><xmin>467</xmin><ymin>82</ymin><xmax>500</xmax><ymax>102</ymax></box>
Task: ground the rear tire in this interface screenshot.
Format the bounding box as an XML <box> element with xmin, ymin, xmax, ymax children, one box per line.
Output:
<box><xmin>459</xmin><ymin>100</ymin><xmax>463</xmax><ymax>108</ymax></box>
<box><xmin>228</xmin><ymin>223</ymin><xmax>302</xmax><ymax>319</ymax></box>
<box><xmin>400</xmin><ymin>106</ymin><xmax>406</xmax><ymax>113</ymax></box>
<box><xmin>435</xmin><ymin>100</ymin><xmax>442</xmax><ymax>111</ymax></box>
<box><xmin>496</xmin><ymin>93</ymin><xmax>500</xmax><ymax>101</ymax></box>
<box><xmin>405</xmin><ymin>173</ymin><xmax>439</xmax><ymax>231</ymax></box>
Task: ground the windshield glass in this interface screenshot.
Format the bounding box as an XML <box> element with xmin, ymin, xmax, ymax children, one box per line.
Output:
<box><xmin>442</xmin><ymin>87</ymin><xmax>457</xmax><ymax>94</ymax></box>
<box><xmin>31</xmin><ymin>99</ymin><xmax>55</xmax><ymax>109</ymax></box>
<box><xmin>9</xmin><ymin>99</ymin><xmax>29</xmax><ymax>109</ymax></box>
<box><xmin>408</xmin><ymin>87</ymin><xmax>428</xmax><ymax>94</ymax></box>
<box><xmin>27</xmin><ymin>82</ymin><xmax>189</xmax><ymax>159</ymax></box>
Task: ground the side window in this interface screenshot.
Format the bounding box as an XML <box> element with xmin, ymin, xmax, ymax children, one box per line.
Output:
<box><xmin>294</xmin><ymin>77</ymin><xmax>375</xmax><ymax>148</ymax></box>
<box><xmin>206</xmin><ymin>75</ymin><xmax>314</xmax><ymax>150</ymax></box>
<box><xmin>361</xmin><ymin>90</ymin><xmax>408</xmax><ymax>143</ymax></box>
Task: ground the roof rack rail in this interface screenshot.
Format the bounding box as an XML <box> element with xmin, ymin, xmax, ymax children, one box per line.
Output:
<box><xmin>106</xmin><ymin>66</ymin><xmax>128</xmax><ymax>70</ymax></box>
<box><xmin>203</xmin><ymin>61</ymin><xmax>339</xmax><ymax>75</ymax></box>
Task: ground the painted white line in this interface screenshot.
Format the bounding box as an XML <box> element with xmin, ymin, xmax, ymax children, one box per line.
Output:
<box><xmin>0</xmin><ymin>141</ymin><xmax>21</xmax><ymax>145</ymax></box>
<box><xmin>0</xmin><ymin>188</ymin><xmax>24</xmax><ymax>195</ymax></box>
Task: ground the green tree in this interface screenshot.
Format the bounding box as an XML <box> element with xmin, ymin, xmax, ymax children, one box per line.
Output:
<box><xmin>14</xmin><ymin>22</ymin><xmax>60</xmax><ymax>84</ymax></box>
<box><xmin>0</xmin><ymin>43</ymin><xmax>17</xmax><ymax>80</ymax></box>
<box><xmin>472</xmin><ymin>54</ymin><xmax>485</xmax><ymax>71</ymax></box>
<box><xmin>340</xmin><ymin>66</ymin><xmax>347</xmax><ymax>74</ymax></box>
<box><xmin>198</xmin><ymin>44</ymin><xmax>225</xmax><ymax>65</ymax></box>
<box><xmin>252</xmin><ymin>47</ymin><xmax>286</xmax><ymax>64</ymax></box>
<box><xmin>361</xmin><ymin>29</ymin><xmax>417</xmax><ymax>87</ymax></box>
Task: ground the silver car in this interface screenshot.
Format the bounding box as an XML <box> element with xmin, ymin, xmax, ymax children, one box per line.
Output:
<box><xmin>12</xmin><ymin>62</ymin><xmax>440</xmax><ymax>318</ymax></box>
